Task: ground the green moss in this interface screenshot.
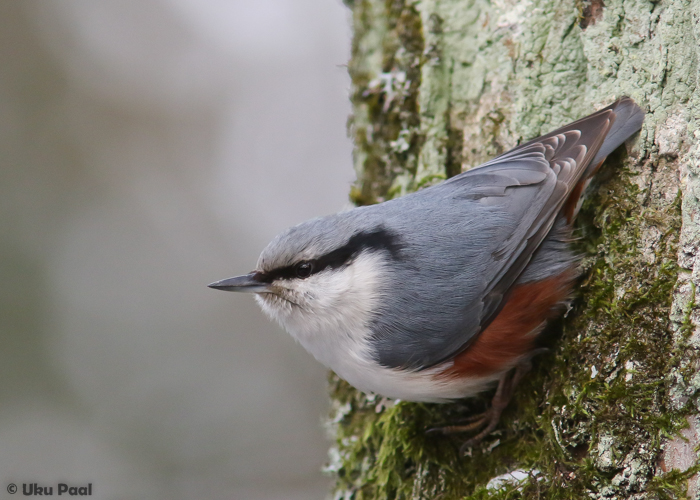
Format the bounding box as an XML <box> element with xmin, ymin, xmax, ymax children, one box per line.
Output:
<box><xmin>332</xmin><ymin>0</ymin><xmax>700</xmax><ymax>498</ymax></box>
<box><xmin>678</xmin><ymin>282</ymin><xmax>696</xmax><ymax>342</ymax></box>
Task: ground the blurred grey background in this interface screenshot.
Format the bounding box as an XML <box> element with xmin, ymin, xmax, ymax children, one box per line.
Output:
<box><xmin>0</xmin><ymin>1</ymin><xmax>353</xmax><ymax>499</ymax></box>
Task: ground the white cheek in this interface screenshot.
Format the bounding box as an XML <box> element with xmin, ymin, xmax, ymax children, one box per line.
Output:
<box><xmin>296</xmin><ymin>263</ymin><xmax>374</xmax><ymax>332</ymax></box>
<box><xmin>257</xmin><ymin>252</ymin><xmax>387</xmax><ymax>368</ymax></box>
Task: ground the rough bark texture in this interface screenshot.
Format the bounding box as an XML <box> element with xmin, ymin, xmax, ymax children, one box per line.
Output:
<box><xmin>326</xmin><ymin>0</ymin><xmax>700</xmax><ymax>498</ymax></box>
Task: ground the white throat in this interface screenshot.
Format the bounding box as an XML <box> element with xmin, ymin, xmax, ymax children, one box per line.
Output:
<box><xmin>256</xmin><ymin>252</ymin><xmax>386</xmax><ymax>380</ymax></box>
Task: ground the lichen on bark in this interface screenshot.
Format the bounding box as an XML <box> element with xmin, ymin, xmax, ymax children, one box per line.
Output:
<box><xmin>329</xmin><ymin>0</ymin><xmax>700</xmax><ymax>498</ymax></box>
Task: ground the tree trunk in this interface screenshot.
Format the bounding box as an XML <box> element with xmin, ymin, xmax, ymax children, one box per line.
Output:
<box><xmin>326</xmin><ymin>0</ymin><xmax>700</xmax><ymax>498</ymax></box>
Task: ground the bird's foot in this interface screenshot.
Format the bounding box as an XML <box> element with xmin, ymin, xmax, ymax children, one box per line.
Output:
<box><xmin>427</xmin><ymin>400</ymin><xmax>505</xmax><ymax>453</ymax></box>
<box><xmin>427</xmin><ymin>348</ymin><xmax>548</xmax><ymax>454</ymax></box>
<box><xmin>426</xmin><ymin>410</ymin><xmax>489</xmax><ymax>434</ymax></box>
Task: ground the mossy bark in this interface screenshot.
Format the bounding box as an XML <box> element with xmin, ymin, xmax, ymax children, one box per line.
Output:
<box><xmin>328</xmin><ymin>0</ymin><xmax>700</xmax><ymax>498</ymax></box>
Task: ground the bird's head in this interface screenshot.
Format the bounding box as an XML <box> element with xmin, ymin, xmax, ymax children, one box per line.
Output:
<box><xmin>209</xmin><ymin>213</ymin><xmax>403</xmax><ymax>347</ymax></box>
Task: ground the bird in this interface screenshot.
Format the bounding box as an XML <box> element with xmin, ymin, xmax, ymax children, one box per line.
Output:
<box><xmin>209</xmin><ymin>97</ymin><xmax>645</xmax><ymax>448</ymax></box>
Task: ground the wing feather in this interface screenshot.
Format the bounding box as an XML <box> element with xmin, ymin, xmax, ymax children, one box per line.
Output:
<box><xmin>369</xmin><ymin>98</ymin><xmax>643</xmax><ymax>370</ymax></box>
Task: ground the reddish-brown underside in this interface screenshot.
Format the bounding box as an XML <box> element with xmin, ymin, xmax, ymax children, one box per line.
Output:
<box><xmin>437</xmin><ymin>269</ymin><xmax>576</xmax><ymax>380</ymax></box>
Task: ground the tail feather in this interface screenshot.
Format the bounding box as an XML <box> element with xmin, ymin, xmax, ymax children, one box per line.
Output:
<box><xmin>589</xmin><ymin>97</ymin><xmax>645</xmax><ymax>169</ymax></box>
<box><xmin>561</xmin><ymin>97</ymin><xmax>644</xmax><ymax>222</ymax></box>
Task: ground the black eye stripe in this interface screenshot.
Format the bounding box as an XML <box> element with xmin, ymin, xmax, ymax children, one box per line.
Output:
<box><xmin>262</xmin><ymin>255</ymin><xmax>349</xmax><ymax>282</ymax></box>
<box><xmin>262</xmin><ymin>227</ymin><xmax>403</xmax><ymax>282</ymax></box>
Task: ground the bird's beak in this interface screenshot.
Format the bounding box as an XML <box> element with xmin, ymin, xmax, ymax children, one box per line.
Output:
<box><xmin>208</xmin><ymin>272</ymin><xmax>271</xmax><ymax>293</ymax></box>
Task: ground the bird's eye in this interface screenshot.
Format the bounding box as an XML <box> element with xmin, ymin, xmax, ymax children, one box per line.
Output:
<box><xmin>295</xmin><ymin>262</ymin><xmax>313</xmax><ymax>279</ymax></box>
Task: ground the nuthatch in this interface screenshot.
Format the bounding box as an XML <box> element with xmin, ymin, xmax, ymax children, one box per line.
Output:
<box><xmin>210</xmin><ymin>97</ymin><xmax>644</xmax><ymax>447</ymax></box>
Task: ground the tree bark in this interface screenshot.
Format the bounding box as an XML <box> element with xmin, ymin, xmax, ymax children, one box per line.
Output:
<box><xmin>326</xmin><ymin>0</ymin><xmax>700</xmax><ymax>498</ymax></box>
